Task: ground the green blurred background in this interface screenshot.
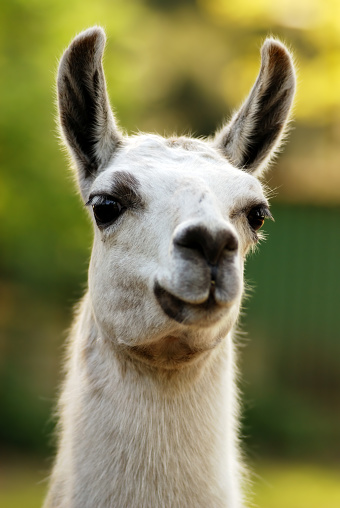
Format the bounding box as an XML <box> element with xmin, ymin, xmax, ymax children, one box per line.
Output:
<box><xmin>1</xmin><ymin>0</ymin><xmax>339</xmax><ymax>506</ymax></box>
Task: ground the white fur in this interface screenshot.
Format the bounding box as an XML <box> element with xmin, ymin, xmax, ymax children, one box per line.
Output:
<box><xmin>44</xmin><ymin>29</ymin><xmax>295</xmax><ymax>508</ymax></box>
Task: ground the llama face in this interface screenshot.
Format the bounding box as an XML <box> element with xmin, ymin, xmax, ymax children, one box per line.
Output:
<box><xmin>86</xmin><ymin>135</ymin><xmax>269</xmax><ymax>363</ymax></box>
<box><xmin>57</xmin><ymin>28</ymin><xmax>295</xmax><ymax>367</ymax></box>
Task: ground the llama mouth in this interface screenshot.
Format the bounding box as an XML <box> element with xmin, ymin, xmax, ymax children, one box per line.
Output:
<box><xmin>154</xmin><ymin>281</ymin><xmax>223</xmax><ymax>324</ymax></box>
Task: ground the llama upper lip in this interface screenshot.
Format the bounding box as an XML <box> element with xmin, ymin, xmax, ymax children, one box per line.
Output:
<box><xmin>210</xmin><ymin>264</ymin><xmax>218</xmax><ymax>284</ymax></box>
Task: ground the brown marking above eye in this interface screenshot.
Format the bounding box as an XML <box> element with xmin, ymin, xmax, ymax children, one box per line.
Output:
<box><xmin>87</xmin><ymin>171</ymin><xmax>144</xmax><ymax>211</ymax></box>
<box><xmin>108</xmin><ymin>171</ymin><xmax>143</xmax><ymax>209</ymax></box>
<box><xmin>85</xmin><ymin>172</ymin><xmax>145</xmax><ymax>229</ymax></box>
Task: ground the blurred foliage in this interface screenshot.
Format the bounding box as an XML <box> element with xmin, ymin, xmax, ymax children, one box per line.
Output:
<box><xmin>243</xmin><ymin>205</ymin><xmax>340</xmax><ymax>460</ymax></box>
<box><xmin>0</xmin><ymin>0</ymin><xmax>339</xmax><ymax>467</ymax></box>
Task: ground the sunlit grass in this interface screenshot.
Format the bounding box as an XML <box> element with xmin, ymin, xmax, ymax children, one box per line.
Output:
<box><xmin>0</xmin><ymin>458</ymin><xmax>47</xmax><ymax>508</ymax></box>
<box><xmin>252</xmin><ymin>461</ymin><xmax>340</xmax><ymax>508</ymax></box>
<box><xmin>1</xmin><ymin>458</ymin><xmax>340</xmax><ymax>508</ymax></box>
<box><xmin>0</xmin><ymin>485</ymin><xmax>45</xmax><ymax>508</ymax></box>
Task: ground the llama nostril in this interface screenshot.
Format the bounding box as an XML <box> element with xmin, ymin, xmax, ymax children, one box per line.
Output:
<box><xmin>174</xmin><ymin>224</ymin><xmax>238</xmax><ymax>266</ymax></box>
<box><xmin>224</xmin><ymin>231</ymin><xmax>238</xmax><ymax>252</ymax></box>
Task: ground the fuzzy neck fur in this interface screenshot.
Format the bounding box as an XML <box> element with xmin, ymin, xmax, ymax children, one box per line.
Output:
<box><xmin>45</xmin><ymin>293</ymin><xmax>245</xmax><ymax>508</ymax></box>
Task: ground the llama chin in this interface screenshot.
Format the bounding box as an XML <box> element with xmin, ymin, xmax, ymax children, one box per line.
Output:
<box><xmin>44</xmin><ymin>27</ymin><xmax>295</xmax><ymax>508</ymax></box>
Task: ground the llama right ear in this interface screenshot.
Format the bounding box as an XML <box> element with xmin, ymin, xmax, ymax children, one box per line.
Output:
<box><xmin>213</xmin><ymin>38</ymin><xmax>296</xmax><ymax>176</ymax></box>
<box><xmin>57</xmin><ymin>27</ymin><xmax>122</xmax><ymax>197</ymax></box>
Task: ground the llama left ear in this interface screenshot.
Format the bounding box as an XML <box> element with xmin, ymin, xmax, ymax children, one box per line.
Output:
<box><xmin>213</xmin><ymin>38</ymin><xmax>296</xmax><ymax>176</ymax></box>
<box><xmin>57</xmin><ymin>27</ymin><xmax>122</xmax><ymax>197</ymax></box>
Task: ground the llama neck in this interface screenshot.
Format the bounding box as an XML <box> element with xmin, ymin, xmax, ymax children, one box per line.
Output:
<box><xmin>56</xmin><ymin>295</ymin><xmax>244</xmax><ymax>508</ymax></box>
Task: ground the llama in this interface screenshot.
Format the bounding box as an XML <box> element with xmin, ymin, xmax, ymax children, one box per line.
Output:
<box><xmin>44</xmin><ymin>27</ymin><xmax>295</xmax><ymax>508</ymax></box>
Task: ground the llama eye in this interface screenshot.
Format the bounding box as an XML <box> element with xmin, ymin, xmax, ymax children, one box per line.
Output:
<box><xmin>247</xmin><ymin>206</ymin><xmax>267</xmax><ymax>231</ymax></box>
<box><xmin>92</xmin><ymin>198</ymin><xmax>124</xmax><ymax>227</ymax></box>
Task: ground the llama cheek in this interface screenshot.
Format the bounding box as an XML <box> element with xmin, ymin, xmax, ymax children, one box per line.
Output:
<box><xmin>90</xmin><ymin>286</ymin><xmax>176</xmax><ymax>347</ymax></box>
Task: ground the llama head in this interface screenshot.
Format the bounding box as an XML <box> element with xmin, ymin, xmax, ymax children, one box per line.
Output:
<box><xmin>57</xmin><ymin>27</ymin><xmax>295</xmax><ymax>368</ymax></box>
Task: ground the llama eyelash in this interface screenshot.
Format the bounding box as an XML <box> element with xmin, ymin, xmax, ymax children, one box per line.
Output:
<box><xmin>85</xmin><ymin>195</ymin><xmax>110</xmax><ymax>207</ymax></box>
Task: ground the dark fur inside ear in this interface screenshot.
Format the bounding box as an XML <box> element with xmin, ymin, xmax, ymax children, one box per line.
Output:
<box><xmin>57</xmin><ymin>27</ymin><xmax>122</xmax><ymax>184</ymax></box>
<box><xmin>214</xmin><ymin>39</ymin><xmax>296</xmax><ymax>175</ymax></box>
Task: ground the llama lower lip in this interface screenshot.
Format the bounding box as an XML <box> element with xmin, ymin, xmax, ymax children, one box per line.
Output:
<box><xmin>154</xmin><ymin>281</ymin><xmax>220</xmax><ymax>324</ymax></box>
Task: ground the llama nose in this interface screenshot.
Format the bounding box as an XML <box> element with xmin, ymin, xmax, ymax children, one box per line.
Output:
<box><xmin>174</xmin><ymin>224</ymin><xmax>238</xmax><ymax>266</ymax></box>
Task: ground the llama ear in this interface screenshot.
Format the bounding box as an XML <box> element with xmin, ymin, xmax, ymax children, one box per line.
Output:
<box><xmin>57</xmin><ymin>27</ymin><xmax>122</xmax><ymax>195</ymax></box>
<box><xmin>213</xmin><ymin>38</ymin><xmax>296</xmax><ymax>176</ymax></box>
